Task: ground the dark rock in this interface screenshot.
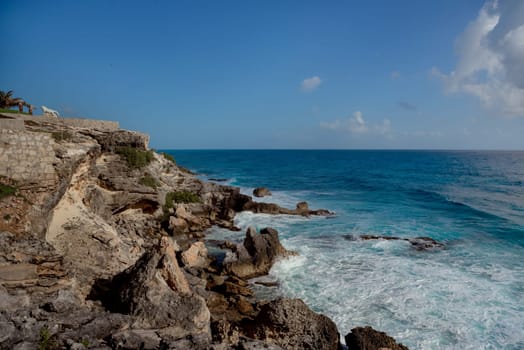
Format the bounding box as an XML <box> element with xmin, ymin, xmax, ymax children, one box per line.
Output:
<box><xmin>107</xmin><ymin>329</ymin><xmax>161</xmax><ymax>350</ymax></box>
<box><xmin>224</xmin><ymin>227</ymin><xmax>295</xmax><ymax>279</ymax></box>
<box><xmin>253</xmin><ymin>187</ymin><xmax>272</xmax><ymax>198</ymax></box>
<box><xmin>237</xmin><ymin>338</ymin><xmax>284</xmax><ymax>350</ymax></box>
<box><xmin>244</xmin><ymin>298</ymin><xmax>340</xmax><ymax>350</ymax></box>
<box><xmin>296</xmin><ymin>201</ymin><xmax>309</xmax><ymax>212</ymax></box>
<box><xmin>345</xmin><ymin>326</ymin><xmax>409</xmax><ymax>350</ymax></box>
<box><xmin>242</xmin><ymin>200</ymin><xmax>334</xmax><ymax>217</ymax></box>
<box><xmin>347</xmin><ymin>235</ymin><xmax>444</xmax><ymax>251</ymax></box>
<box><xmin>213</xmin><ymin>279</ymin><xmax>254</xmax><ymax>297</ymax></box>
<box><xmin>408</xmin><ymin>237</ymin><xmax>444</xmax><ymax>251</ymax></box>
<box><xmin>209</xmin><ymin>178</ymin><xmax>229</xmax><ymax>182</ymax></box>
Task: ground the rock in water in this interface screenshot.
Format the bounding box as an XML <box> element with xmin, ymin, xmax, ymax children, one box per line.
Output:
<box><xmin>345</xmin><ymin>326</ymin><xmax>409</xmax><ymax>350</ymax></box>
<box><xmin>224</xmin><ymin>227</ymin><xmax>295</xmax><ymax>279</ymax></box>
<box><xmin>253</xmin><ymin>187</ymin><xmax>272</xmax><ymax>197</ymax></box>
<box><xmin>244</xmin><ymin>298</ymin><xmax>340</xmax><ymax>350</ymax></box>
<box><xmin>408</xmin><ymin>237</ymin><xmax>444</xmax><ymax>251</ymax></box>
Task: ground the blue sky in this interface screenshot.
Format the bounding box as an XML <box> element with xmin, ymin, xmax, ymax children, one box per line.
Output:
<box><xmin>2</xmin><ymin>0</ymin><xmax>524</xmax><ymax>149</ymax></box>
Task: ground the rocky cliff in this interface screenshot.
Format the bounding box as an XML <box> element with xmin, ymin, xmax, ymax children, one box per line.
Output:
<box><xmin>0</xmin><ymin>114</ymin><xmax>408</xmax><ymax>350</ymax></box>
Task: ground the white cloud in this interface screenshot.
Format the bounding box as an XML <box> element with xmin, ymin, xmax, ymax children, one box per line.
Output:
<box><xmin>320</xmin><ymin>111</ymin><xmax>391</xmax><ymax>136</ymax></box>
<box><xmin>433</xmin><ymin>0</ymin><xmax>524</xmax><ymax>117</ymax></box>
<box><xmin>301</xmin><ymin>76</ymin><xmax>322</xmax><ymax>92</ymax></box>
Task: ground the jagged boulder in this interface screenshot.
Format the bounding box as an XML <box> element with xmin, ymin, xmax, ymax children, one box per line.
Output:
<box><xmin>224</xmin><ymin>227</ymin><xmax>295</xmax><ymax>279</ymax></box>
<box><xmin>253</xmin><ymin>187</ymin><xmax>272</xmax><ymax>197</ymax></box>
<box><xmin>244</xmin><ymin>298</ymin><xmax>340</xmax><ymax>350</ymax></box>
<box><xmin>93</xmin><ymin>237</ymin><xmax>211</xmax><ymax>341</ymax></box>
<box><xmin>181</xmin><ymin>241</ymin><xmax>211</xmax><ymax>269</ymax></box>
<box><xmin>345</xmin><ymin>326</ymin><xmax>409</xmax><ymax>350</ymax></box>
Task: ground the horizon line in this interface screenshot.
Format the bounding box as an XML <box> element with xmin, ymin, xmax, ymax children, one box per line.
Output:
<box><xmin>156</xmin><ymin>148</ymin><xmax>524</xmax><ymax>152</ymax></box>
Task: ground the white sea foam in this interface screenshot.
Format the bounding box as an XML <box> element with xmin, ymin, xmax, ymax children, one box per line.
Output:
<box><xmin>269</xmin><ymin>235</ymin><xmax>524</xmax><ymax>349</ymax></box>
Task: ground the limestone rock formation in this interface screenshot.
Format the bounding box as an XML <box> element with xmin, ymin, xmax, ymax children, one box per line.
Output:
<box><xmin>345</xmin><ymin>326</ymin><xmax>409</xmax><ymax>350</ymax></box>
<box><xmin>91</xmin><ymin>237</ymin><xmax>211</xmax><ymax>341</ymax></box>
<box><xmin>0</xmin><ymin>114</ymin><xmax>410</xmax><ymax>349</ymax></box>
<box><xmin>244</xmin><ymin>298</ymin><xmax>341</xmax><ymax>350</ymax></box>
<box><xmin>224</xmin><ymin>227</ymin><xmax>295</xmax><ymax>279</ymax></box>
<box><xmin>182</xmin><ymin>241</ymin><xmax>211</xmax><ymax>269</ymax></box>
<box><xmin>253</xmin><ymin>187</ymin><xmax>272</xmax><ymax>197</ymax></box>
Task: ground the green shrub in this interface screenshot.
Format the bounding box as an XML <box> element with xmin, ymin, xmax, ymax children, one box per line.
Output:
<box><xmin>38</xmin><ymin>326</ymin><xmax>57</xmax><ymax>350</ymax></box>
<box><xmin>164</xmin><ymin>191</ymin><xmax>200</xmax><ymax>210</ymax></box>
<box><xmin>139</xmin><ymin>175</ymin><xmax>159</xmax><ymax>189</ymax></box>
<box><xmin>116</xmin><ymin>146</ymin><xmax>154</xmax><ymax>169</ymax></box>
<box><xmin>161</xmin><ymin>152</ymin><xmax>176</xmax><ymax>164</ymax></box>
<box><xmin>0</xmin><ymin>183</ymin><xmax>17</xmax><ymax>200</ymax></box>
<box><xmin>51</xmin><ymin>130</ymin><xmax>73</xmax><ymax>142</ymax></box>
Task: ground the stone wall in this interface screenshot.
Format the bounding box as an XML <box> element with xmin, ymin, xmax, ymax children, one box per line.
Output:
<box><xmin>0</xmin><ymin>118</ymin><xmax>25</xmax><ymax>131</ymax></box>
<box><xmin>0</xmin><ymin>129</ymin><xmax>57</xmax><ymax>186</ymax></box>
<box><xmin>0</xmin><ymin>113</ymin><xmax>119</xmax><ymax>131</ymax></box>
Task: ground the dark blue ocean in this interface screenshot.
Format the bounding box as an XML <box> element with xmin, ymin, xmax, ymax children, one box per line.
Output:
<box><xmin>165</xmin><ymin>150</ymin><xmax>524</xmax><ymax>349</ymax></box>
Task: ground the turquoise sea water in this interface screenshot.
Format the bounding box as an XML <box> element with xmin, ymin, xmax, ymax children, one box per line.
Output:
<box><xmin>165</xmin><ymin>150</ymin><xmax>524</xmax><ymax>349</ymax></box>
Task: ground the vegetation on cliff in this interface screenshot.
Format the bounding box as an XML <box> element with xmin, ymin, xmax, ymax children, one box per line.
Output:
<box><xmin>0</xmin><ymin>183</ymin><xmax>17</xmax><ymax>200</ymax></box>
<box><xmin>115</xmin><ymin>146</ymin><xmax>154</xmax><ymax>168</ymax></box>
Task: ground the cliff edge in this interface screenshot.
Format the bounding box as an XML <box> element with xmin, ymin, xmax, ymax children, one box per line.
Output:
<box><xmin>0</xmin><ymin>113</ymin><xmax>408</xmax><ymax>350</ymax></box>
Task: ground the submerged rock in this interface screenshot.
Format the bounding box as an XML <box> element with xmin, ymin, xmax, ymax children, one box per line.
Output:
<box><xmin>407</xmin><ymin>236</ymin><xmax>444</xmax><ymax>251</ymax></box>
<box><xmin>345</xmin><ymin>326</ymin><xmax>409</xmax><ymax>350</ymax></box>
<box><xmin>346</xmin><ymin>234</ymin><xmax>444</xmax><ymax>251</ymax></box>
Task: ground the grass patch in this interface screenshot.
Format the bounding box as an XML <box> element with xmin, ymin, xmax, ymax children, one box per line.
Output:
<box><xmin>139</xmin><ymin>175</ymin><xmax>159</xmax><ymax>189</ymax></box>
<box><xmin>0</xmin><ymin>183</ymin><xmax>17</xmax><ymax>200</ymax></box>
<box><xmin>164</xmin><ymin>191</ymin><xmax>200</xmax><ymax>210</ymax></box>
<box><xmin>161</xmin><ymin>152</ymin><xmax>176</xmax><ymax>164</ymax></box>
<box><xmin>0</xmin><ymin>108</ymin><xmax>30</xmax><ymax>115</ymax></box>
<box><xmin>116</xmin><ymin>146</ymin><xmax>154</xmax><ymax>169</ymax></box>
<box><xmin>51</xmin><ymin>130</ymin><xmax>73</xmax><ymax>142</ymax></box>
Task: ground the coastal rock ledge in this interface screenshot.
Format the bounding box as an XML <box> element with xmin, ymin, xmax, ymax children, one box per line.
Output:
<box><xmin>0</xmin><ymin>113</ymin><xmax>409</xmax><ymax>349</ymax></box>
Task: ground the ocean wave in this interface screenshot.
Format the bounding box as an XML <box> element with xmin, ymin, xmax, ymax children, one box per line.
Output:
<box><xmin>270</xmin><ymin>237</ymin><xmax>524</xmax><ymax>349</ymax></box>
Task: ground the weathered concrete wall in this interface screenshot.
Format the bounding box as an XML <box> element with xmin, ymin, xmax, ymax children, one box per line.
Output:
<box><xmin>55</xmin><ymin>117</ymin><xmax>119</xmax><ymax>131</ymax></box>
<box><xmin>0</xmin><ymin>113</ymin><xmax>119</xmax><ymax>131</ymax></box>
<box><xmin>0</xmin><ymin>129</ymin><xmax>57</xmax><ymax>186</ymax></box>
<box><xmin>0</xmin><ymin>118</ymin><xmax>25</xmax><ymax>131</ymax></box>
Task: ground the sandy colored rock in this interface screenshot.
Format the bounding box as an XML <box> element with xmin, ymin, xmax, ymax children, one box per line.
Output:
<box><xmin>181</xmin><ymin>241</ymin><xmax>210</xmax><ymax>269</ymax></box>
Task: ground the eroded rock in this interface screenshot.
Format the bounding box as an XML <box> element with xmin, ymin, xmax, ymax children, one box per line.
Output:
<box><xmin>244</xmin><ymin>298</ymin><xmax>340</xmax><ymax>350</ymax></box>
<box><xmin>345</xmin><ymin>326</ymin><xmax>409</xmax><ymax>350</ymax></box>
<box><xmin>224</xmin><ymin>227</ymin><xmax>295</xmax><ymax>279</ymax></box>
<box><xmin>181</xmin><ymin>241</ymin><xmax>211</xmax><ymax>269</ymax></box>
<box><xmin>90</xmin><ymin>237</ymin><xmax>211</xmax><ymax>341</ymax></box>
<box><xmin>253</xmin><ymin>187</ymin><xmax>272</xmax><ymax>197</ymax></box>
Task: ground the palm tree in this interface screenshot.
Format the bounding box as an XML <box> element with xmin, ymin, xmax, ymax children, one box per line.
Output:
<box><xmin>0</xmin><ymin>90</ymin><xmax>24</xmax><ymax>109</ymax></box>
<box><xmin>0</xmin><ymin>90</ymin><xmax>14</xmax><ymax>108</ymax></box>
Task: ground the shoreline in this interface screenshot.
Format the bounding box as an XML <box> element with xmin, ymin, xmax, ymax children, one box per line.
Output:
<box><xmin>0</xmin><ymin>113</ymin><xmax>409</xmax><ymax>349</ymax></box>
